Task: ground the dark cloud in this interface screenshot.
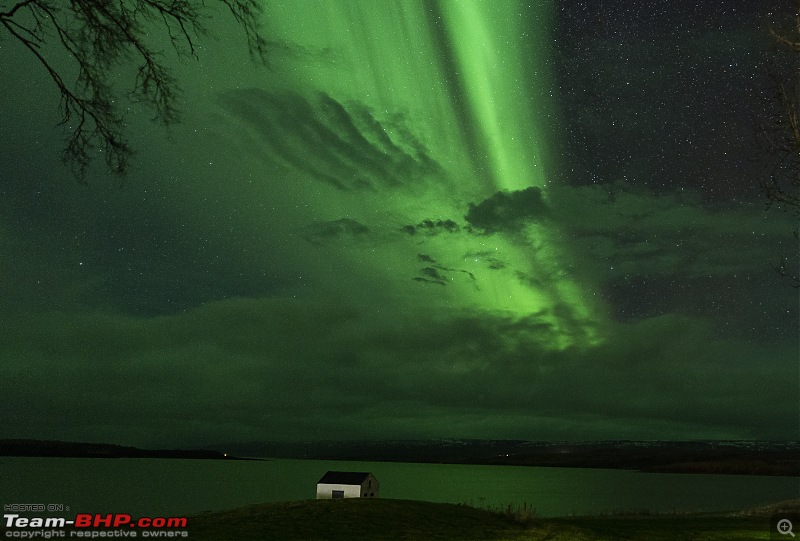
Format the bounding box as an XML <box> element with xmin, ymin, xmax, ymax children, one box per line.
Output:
<box><xmin>0</xmin><ymin>299</ymin><xmax>794</xmax><ymax>445</ymax></box>
<box><xmin>464</xmin><ymin>251</ymin><xmax>507</xmax><ymax>270</ymax></box>
<box><xmin>465</xmin><ymin>186</ymin><xmax>549</xmax><ymax>233</ymax></box>
<box><xmin>411</xmin><ymin>255</ymin><xmax>476</xmax><ymax>287</ymax></box>
<box><xmin>453</xmin><ymin>182</ymin><xmax>798</xmax><ymax>335</ymax></box>
<box><xmin>421</xmin><ymin>267</ymin><xmax>448</xmax><ymax>283</ymax></box>
<box><xmin>546</xmin><ymin>182</ymin><xmax>798</xmax><ymax>282</ymax></box>
<box><xmin>411</xmin><ymin>278</ymin><xmax>445</xmax><ymax>286</ymax></box>
<box><xmin>402</xmin><ymin>219</ymin><xmax>461</xmax><ymax>236</ymax></box>
<box><xmin>216</xmin><ymin>89</ymin><xmax>441</xmax><ymax>191</ymax></box>
<box><xmin>302</xmin><ymin>218</ymin><xmax>369</xmax><ymax>245</ymax></box>
<box><xmin>457</xmin><ymin>181</ymin><xmax>795</xmax><ymax>294</ymax></box>
<box><xmin>515</xmin><ymin>270</ymin><xmax>545</xmax><ymax>289</ymax></box>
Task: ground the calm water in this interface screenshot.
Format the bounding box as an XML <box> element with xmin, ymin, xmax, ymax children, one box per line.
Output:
<box><xmin>1</xmin><ymin>457</ymin><xmax>797</xmax><ymax>517</ymax></box>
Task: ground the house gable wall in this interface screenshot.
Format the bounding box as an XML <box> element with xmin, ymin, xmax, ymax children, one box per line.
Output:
<box><xmin>362</xmin><ymin>474</ymin><xmax>380</xmax><ymax>497</ymax></box>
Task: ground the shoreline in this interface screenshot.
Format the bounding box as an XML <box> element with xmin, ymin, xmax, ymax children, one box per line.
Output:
<box><xmin>2</xmin><ymin>439</ymin><xmax>796</xmax><ymax>476</ymax></box>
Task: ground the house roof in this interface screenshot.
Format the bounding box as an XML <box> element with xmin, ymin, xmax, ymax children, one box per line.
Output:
<box><xmin>317</xmin><ymin>471</ymin><xmax>373</xmax><ymax>485</ymax></box>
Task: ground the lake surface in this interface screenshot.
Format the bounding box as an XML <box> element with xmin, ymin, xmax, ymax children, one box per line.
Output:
<box><xmin>1</xmin><ymin>457</ymin><xmax>797</xmax><ymax>517</ymax></box>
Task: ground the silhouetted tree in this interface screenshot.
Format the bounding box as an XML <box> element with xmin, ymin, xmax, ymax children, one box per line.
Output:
<box><xmin>0</xmin><ymin>0</ymin><xmax>267</xmax><ymax>180</ymax></box>
<box><xmin>758</xmin><ymin>2</ymin><xmax>800</xmax><ymax>286</ymax></box>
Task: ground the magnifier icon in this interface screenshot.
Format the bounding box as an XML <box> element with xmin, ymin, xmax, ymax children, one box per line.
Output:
<box><xmin>778</xmin><ymin>519</ymin><xmax>795</xmax><ymax>537</ymax></box>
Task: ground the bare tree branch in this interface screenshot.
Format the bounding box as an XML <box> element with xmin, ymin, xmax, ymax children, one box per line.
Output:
<box><xmin>756</xmin><ymin>2</ymin><xmax>800</xmax><ymax>287</ymax></box>
<box><xmin>0</xmin><ymin>0</ymin><xmax>267</xmax><ymax>181</ymax></box>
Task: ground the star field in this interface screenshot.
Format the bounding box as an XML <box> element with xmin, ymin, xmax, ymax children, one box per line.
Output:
<box><xmin>0</xmin><ymin>0</ymin><xmax>796</xmax><ymax>446</ymax></box>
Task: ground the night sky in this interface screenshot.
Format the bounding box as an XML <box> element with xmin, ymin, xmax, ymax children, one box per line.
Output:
<box><xmin>0</xmin><ymin>0</ymin><xmax>797</xmax><ymax>447</ymax></box>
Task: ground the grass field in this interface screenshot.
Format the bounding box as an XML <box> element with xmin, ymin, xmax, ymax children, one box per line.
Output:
<box><xmin>187</xmin><ymin>498</ymin><xmax>797</xmax><ymax>540</ymax></box>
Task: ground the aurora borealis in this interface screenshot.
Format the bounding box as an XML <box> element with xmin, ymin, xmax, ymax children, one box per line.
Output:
<box><xmin>0</xmin><ymin>0</ymin><xmax>797</xmax><ymax>446</ymax></box>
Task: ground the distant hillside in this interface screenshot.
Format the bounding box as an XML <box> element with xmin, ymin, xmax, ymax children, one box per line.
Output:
<box><xmin>0</xmin><ymin>439</ymin><xmax>238</xmax><ymax>459</ymax></box>
<box><xmin>215</xmin><ymin>439</ymin><xmax>800</xmax><ymax>476</ymax></box>
<box><xmin>4</xmin><ymin>439</ymin><xmax>796</xmax><ymax>475</ymax></box>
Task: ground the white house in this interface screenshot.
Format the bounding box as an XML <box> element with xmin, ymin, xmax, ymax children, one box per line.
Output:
<box><xmin>316</xmin><ymin>471</ymin><xmax>380</xmax><ymax>499</ymax></box>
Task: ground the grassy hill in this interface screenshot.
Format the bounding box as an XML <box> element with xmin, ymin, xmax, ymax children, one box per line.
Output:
<box><xmin>188</xmin><ymin>498</ymin><xmax>796</xmax><ymax>540</ymax></box>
